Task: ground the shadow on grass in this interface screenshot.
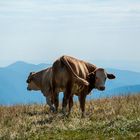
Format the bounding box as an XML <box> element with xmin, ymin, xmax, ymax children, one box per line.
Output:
<box><xmin>34</xmin><ymin>117</ymin><xmax>54</xmax><ymax>125</ymax></box>
<box><xmin>24</xmin><ymin>111</ymin><xmax>49</xmax><ymax>116</ymax></box>
<box><xmin>31</xmin><ymin>112</ymin><xmax>72</xmax><ymax>126</ymax></box>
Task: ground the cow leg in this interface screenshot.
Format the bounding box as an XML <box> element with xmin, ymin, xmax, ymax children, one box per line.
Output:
<box><xmin>54</xmin><ymin>93</ymin><xmax>59</xmax><ymax>112</ymax></box>
<box><xmin>46</xmin><ymin>97</ymin><xmax>55</xmax><ymax>112</ymax></box>
<box><xmin>79</xmin><ymin>94</ymin><xmax>86</xmax><ymax>118</ymax></box>
<box><xmin>62</xmin><ymin>92</ymin><xmax>71</xmax><ymax>114</ymax></box>
<box><xmin>62</xmin><ymin>93</ymin><xmax>68</xmax><ymax>114</ymax></box>
<box><xmin>62</xmin><ymin>83</ymin><xmax>72</xmax><ymax>115</ymax></box>
<box><xmin>68</xmin><ymin>95</ymin><xmax>73</xmax><ymax>114</ymax></box>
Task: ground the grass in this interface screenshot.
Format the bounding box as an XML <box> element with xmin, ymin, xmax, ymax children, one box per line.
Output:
<box><xmin>0</xmin><ymin>94</ymin><xmax>140</xmax><ymax>140</ymax></box>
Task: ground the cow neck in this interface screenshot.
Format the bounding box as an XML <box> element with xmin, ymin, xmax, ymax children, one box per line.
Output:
<box><xmin>86</xmin><ymin>62</ymin><xmax>97</xmax><ymax>73</ymax></box>
<box><xmin>33</xmin><ymin>70</ymin><xmax>44</xmax><ymax>89</ymax></box>
<box><xmin>87</xmin><ymin>75</ymin><xmax>95</xmax><ymax>93</ymax></box>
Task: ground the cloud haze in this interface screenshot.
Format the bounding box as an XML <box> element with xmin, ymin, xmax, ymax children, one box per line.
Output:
<box><xmin>0</xmin><ymin>0</ymin><xmax>140</xmax><ymax>66</ymax></box>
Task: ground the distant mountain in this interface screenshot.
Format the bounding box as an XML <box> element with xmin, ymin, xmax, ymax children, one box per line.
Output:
<box><xmin>0</xmin><ymin>61</ymin><xmax>140</xmax><ymax>105</ymax></box>
<box><xmin>103</xmin><ymin>68</ymin><xmax>140</xmax><ymax>90</ymax></box>
<box><xmin>0</xmin><ymin>62</ymin><xmax>51</xmax><ymax>105</ymax></box>
<box><xmin>106</xmin><ymin>85</ymin><xmax>140</xmax><ymax>95</ymax></box>
<box><xmin>6</xmin><ymin>61</ymin><xmax>48</xmax><ymax>73</ymax></box>
<box><xmin>90</xmin><ymin>85</ymin><xmax>140</xmax><ymax>99</ymax></box>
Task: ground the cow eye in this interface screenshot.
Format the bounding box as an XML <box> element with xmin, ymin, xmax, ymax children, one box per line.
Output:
<box><xmin>27</xmin><ymin>77</ymin><xmax>32</xmax><ymax>83</ymax></box>
<box><xmin>26</xmin><ymin>79</ymin><xmax>30</xmax><ymax>83</ymax></box>
<box><xmin>95</xmin><ymin>77</ymin><xmax>100</xmax><ymax>82</ymax></box>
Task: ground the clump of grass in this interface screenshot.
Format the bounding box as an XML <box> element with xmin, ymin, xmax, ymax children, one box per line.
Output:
<box><xmin>0</xmin><ymin>94</ymin><xmax>140</xmax><ymax>140</ymax></box>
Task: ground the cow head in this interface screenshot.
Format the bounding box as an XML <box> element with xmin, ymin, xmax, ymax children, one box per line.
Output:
<box><xmin>26</xmin><ymin>72</ymin><xmax>40</xmax><ymax>91</ymax></box>
<box><xmin>88</xmin><ymin>68</ymin><xmax>115</xmax><ymax>91</ymax></box>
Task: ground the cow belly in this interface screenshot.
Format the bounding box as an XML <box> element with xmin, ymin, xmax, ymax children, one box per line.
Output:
<box><xmin>71</xmin><ymin>84</ymin><xmax>84</xmax><ymax>96</ymax></box>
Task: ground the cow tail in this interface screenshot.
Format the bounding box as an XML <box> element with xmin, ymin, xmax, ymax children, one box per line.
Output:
<box><xmin>60</xmin><ymin>56</ymin><xmax>89</xmax><ymax>86</ymax></box>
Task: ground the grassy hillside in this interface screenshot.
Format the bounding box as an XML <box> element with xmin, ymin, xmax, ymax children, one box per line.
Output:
<box><xmin>0</xmin><ymin>94</ymin><xmax>140</xmax><ymax>140</ymax></box>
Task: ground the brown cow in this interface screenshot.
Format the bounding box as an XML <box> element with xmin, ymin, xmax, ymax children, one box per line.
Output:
<box><xmin>52</xmin><ymin>55</ymin><xmax>115</xmax><ymax>117</ymax></box>
<box><xmin>26</xmin><ymin>67</ymin><xmax>56</xmax><ymax>112</ymax></box>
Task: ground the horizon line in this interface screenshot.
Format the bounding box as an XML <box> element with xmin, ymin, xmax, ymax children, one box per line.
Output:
<box><xmin>1</xmin><ymin>60</ymin><xmax>140</xmax><ymax>73</ymax></box>
<box><xmin>1</xmin><ymin>59</ymin><xmax>140</xmax><ymax>67</ymax></box>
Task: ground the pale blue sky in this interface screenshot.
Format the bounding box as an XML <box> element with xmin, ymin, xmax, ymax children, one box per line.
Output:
<box><xmin>0</xmin><ymin>0</ymin><xmax>140</xmax><ymax>67</ymax></box>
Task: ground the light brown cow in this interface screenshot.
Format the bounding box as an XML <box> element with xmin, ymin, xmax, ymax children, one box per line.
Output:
<box><xmin>52</xmin><ymin>55</ymin><xmax>115</xmax><ymax>117</ymax></box>
<box><xmin>26</xmin><ymin>67</ymin><xmax>56</xmax><ymax>112</ymax></box>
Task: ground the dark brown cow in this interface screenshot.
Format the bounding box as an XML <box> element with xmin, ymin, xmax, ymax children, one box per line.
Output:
<box><xmin>26</xmin><ymin>67</ymin><xmax>55</xmax><ymax>112</ymax></box>
<box><xmin>52</xmin><ymin>55</ymin><xmax>115</xmax><ymax>116</ymax></box>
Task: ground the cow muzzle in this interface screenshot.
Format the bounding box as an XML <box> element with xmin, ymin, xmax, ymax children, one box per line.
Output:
<box><xmin>99</xmin><ymin>86</ymin><xmax>105</xmax><ymax>91</ymax></box>
<box><xmin>27</xmin><ymin>87</ymin><xmax>31</xmax><ymax>91</ymax></box>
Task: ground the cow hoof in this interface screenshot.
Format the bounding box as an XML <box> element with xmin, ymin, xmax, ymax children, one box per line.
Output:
<box><xmin>51</xmin><ymin>110</ymin><xmax>57</xmax><ymax>114</ymax></box>
<box><xmin>61</xmin><ymin>113</ymin><xmax>69</xmax><ymax>118</ymax></box>
<box><xmin>61</xmin><ymin>108</ymin><xmax>66</xmax><ymax>115</ymax></box>
<box><xmin>50</xmin><ymin>107</ymin><xmax>57</xmax><ymax>113</ymax></box>
<box><xmin>67</xmin><ymin>112</ymin><xmax>71</xmax><ymax>116</ymax></box>
<box><xmin>61</xmin><ymin>111</ymin><xmax>69</xmax><ymax>118</ymax></box>
<box><xmin>81</xmin><ymin>113</ymin><xmax>86</xmax><ymax>118</ymax></box>
<box><xmin>61</xmin><ymin>111</ymin><xmax>66</xmax><ymax>116</ymax></box>
<box><xmin>53</xmin><ymin>110</ymin><xmax>58</xmax><ymax>114</ymax></box>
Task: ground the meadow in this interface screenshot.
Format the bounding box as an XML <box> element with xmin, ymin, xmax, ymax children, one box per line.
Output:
<box><xmin>0</xmin><ymin>94</ymin><xmax>140</xmax><ymax>140</ymax></box>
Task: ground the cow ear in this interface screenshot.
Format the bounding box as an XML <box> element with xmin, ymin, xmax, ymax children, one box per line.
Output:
<box><xmin>30</xmin><ymin>72</ymin><xmax>35</xmax><ymax>75</ymax></box>
<box><xmin>107</xmin><ymin>73</ymin><xmax>116</xmax><ymax>79</ymax></box>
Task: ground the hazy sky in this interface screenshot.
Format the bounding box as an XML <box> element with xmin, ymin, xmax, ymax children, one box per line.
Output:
<box><xmin>0</xmin><ymin>0</ymin><xmax>140</xmax><ymax>67</ymax></box>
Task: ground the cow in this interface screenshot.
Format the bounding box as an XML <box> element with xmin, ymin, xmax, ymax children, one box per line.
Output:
<box><xmin>52</xmin><ymin>55</ymin><xmax>116</xmax><ymax>117</ymax></box>
<box><xmin>26</xmin><ymin>67</ymin><xmax>56</xmax><ymax>112</ymax></box>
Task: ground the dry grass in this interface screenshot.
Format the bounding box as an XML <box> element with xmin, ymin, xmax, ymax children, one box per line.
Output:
<box><xmin>0</xmin><ymin>94</ymin><xmax>140</xmax><ymax>140</ymax></box>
